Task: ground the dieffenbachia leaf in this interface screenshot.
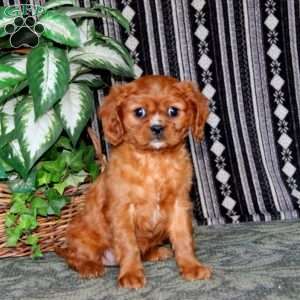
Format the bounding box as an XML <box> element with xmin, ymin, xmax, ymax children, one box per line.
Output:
<box><xmin>95</xmin><ymin>33</ymin><xmax>134</xmax><ymax>68</ymax></box>
<box><xmin>57</xmin><ymin>7</ymin><xmax>99</xmax><ymax>19</ymax></box>
<box><xmin>73</xmin><ymin>73</ymin><xmax>105</xmax><ymax>88</ymax></box>
<box><xmin>93</xmin><ymin>5</ymin><xmax>130</xmax><ymax>33</ymax></box>
<box><xmin>0</xmin><ymin>141</ymin><xmax>27</xmax><ymax>177</ymax></box>
<box><xmin>77</xmin><ymin>18</ymin><xmax>95</xmax><ymax>45</ymax></box>
<box><xmin>69</xmin><ymin>63</ymin><xmax>90</xmax><ymax>80</ymax></box>
<box><xmin>0</xmin><ymin>80</ymin><xmax>27</xmax><ymax>105</ymax></box>
<box><xmin>0</xmin><ymin>96</ymin><xmax>20</xmax><ymax>136</ymax></box>
<box><xmin>0</xmin><ymin>64</ymin><xmax>25</xmax><ymax>87</ymax></box>
<box><xmin>69</xmin><ymin>40</ymin><xmax>134</xmax><ymax>77</ymax></box>
<box><xmin>0</xmin><ymin>64</ymin><xmax>26</xmax><ymax>104</ymax></box>
<box><xmin>56</xmin><ymin>83</ymin><xmax>93</xmax><ymax>146</ymax></box>
<box><xmin>39</xmin><ymin>11</ymin><xmax>81</xmax><ymax>47</ymax></box>
<box><xmin>27</xmin><ymin>45</ymin><xmax>70</xmax><ymax>118</ymax></box>
<box><xmin>0</xmin><ymin>54</ymin><xmax>27</xmax><ymax>74</ymax></box>
<box><xmin>15</xmin><ymin>96</ymin><xmax>63</xmax><ymax>171</ymax></box>
<box><xmin>0</xmin><ymin>7</ymin><xmax>17</xmax><ymax>38</ymax></box>
<box><xmin>43</xmin><ymin>0</ymin><xmax>75</xmax><ymax>11</ymax></box>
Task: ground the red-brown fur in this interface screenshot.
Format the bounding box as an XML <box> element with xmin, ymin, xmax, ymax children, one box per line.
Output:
<box><xmin>56</xmin><ymin>75</ymin><xmax>212</xmax><ymax>288</ymax></box>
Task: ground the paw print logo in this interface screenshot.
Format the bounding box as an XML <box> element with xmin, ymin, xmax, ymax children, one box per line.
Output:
<box><xmin>4</xmin><ymin>16</ymin><xmax>44</xmax><ymax>48</ymax></box>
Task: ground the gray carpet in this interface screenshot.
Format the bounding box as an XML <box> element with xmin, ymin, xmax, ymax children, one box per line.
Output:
<box><xmin>1</xmin><ymin>221</ymin><xmax>300</xmax><ymax>300</ymax></box>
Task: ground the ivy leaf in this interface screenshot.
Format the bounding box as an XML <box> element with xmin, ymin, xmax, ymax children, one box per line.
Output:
<box><xmin>68</xmin><ymin>149</ymin><xmax>85</xmax><ymax>172</ymax></box>
<box><xmin>6</xmin><ymin>227</ymin><xmax>22</xmax><ymax>247</ymax></box>
<box><xmin>54</xmin><ymin>171</ymin><xmax>87</xmax><ymax>195</ymax></box>
<box><xmin>46</xmin><ymin>188</ymin><xmax>69</xmax><ymax>216</ymax></box>
<box><xmin>9</xmin><ymin>200</ymin><xmax>30</xmax><ymax>215</ymax></box>
<box><xmin>31</xmin><ymin>197</ymin><xmax>48</xmax><ymax>216</ymax></box>
<box><xmin>31</xmin><ymin>244</ymin><xmax>43</xmax><ymax>259</ymax></box>
<box><xmin>19</xmin><ymin>214</ymin><xmax>38</xmax><ymax>231</ymax></box>
<box><xmin>87</xmin><ymin>161</ymin><xmax>99</xmax><ymax>181</ymax></box>
<box><xmin>5</xmin><ymin>213</ymin><xmax>17</xmax><ymax>227</ymax></box>
<box><xmin>55</xmin><ymin>136</ymin><xmax>73</xmax><ymax>151</ymax></box>
<box><xmin>36</xmin><ymin>169</ymin><xmax>52</xmax><ymax>186</ymax></box>
<box><xmin>26</xmin><ymin>234</ymin><xmax>39</xmax><ymax>246</ymax></box>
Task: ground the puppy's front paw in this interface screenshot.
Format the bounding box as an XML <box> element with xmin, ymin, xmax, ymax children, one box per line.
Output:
<box><xmin>118</xmin><ymin>269</ymin><xmax>146</xmax><ymax>289</ymax></box>
<box><xmin>78</xmin><ymin>261</ymin><xmax>105</xmax><ymax>279</ymax></box>
<box><xmin>181</xmin><ymin>264</ymin><xmax>212</xmax><ymax>281</ymax></box>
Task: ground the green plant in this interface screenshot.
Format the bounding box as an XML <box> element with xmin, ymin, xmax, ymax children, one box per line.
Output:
<box><xmin>0</xmin><ymin>0</ymin><xmax>134</xmax><ymax>178</ymax></box>
<box><xmin>5</xmin><ymin>136</ymin><xmax>100</xmax><ymax>257</ymax></box>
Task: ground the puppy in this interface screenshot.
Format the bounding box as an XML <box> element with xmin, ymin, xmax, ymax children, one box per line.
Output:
<box><xmin>56</xmin><ymin>75</ymin><xmax>211</xmax><ymax>288</ymax></box>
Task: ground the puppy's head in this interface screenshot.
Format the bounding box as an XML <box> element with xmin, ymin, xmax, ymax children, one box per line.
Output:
<box><xmin>100</xmin><ymin>75</ymin><xmax>209</xmax><ymax>150</ymax></box>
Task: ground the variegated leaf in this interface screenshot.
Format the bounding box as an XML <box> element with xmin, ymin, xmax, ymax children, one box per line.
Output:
<box><xmin>57</xmin><ymin>7</ymin><xmax>99</xmax><ymax>19</ymax></box>
<box><xmin>0</xmin><ymin>54</ymin><xmax>27</xmax><ymax>74</ymax></box>
<box><xmin>0</xmin><ymin>80</ymin><xmax>27</xmax><ymax>104</ymax></box>
<box><xmin>78</xmin><ymin>18</ymin><xmax>95</xmax><ymax>45</ymax></box>
<box><xmin>39</xmin><ymin>11</ymin><xmax>81</xmax><ymax>47</ymax></box>
<box><xmin>69</xmin><ymin>40</ymin><xmax>134</xmax><ymax>77</ymax></box>
<box><xmin>0</xmin><ymin>64</ymin><xmax>25</xmax><ymax>86</ymax></box>
<box><xmin>95</xmin><ymin>33</ymin><xmax>134</xmax><ymax>68</ymax></box>
<box><xmin>0</xmin><ymin>96</ymin><xmax>20</xmax><ymax>135</ymax></box>
<box><xmin>94</xmin><ymin>5</ymin><xmax>130</xmax><ymax>32</ymax></box>
<box><xmin>0</xmin><ymin>64</ymin><xmax>26</xmax><ymax>104</ymax></box>
<box><xmin>43</xmin><ymin>0</ymin><xmax>75</xmax><ymax>11</ymax></box>
<box><xmin>70</xmin><ymin>63</ymin><xmax>90</xmax><ymax>80</ymax></box>
<box><xmin>0</xmin><ymin>141</ymin><xmax>27</xmax><ymax>177</ymax></box>
<box><xmin>15</xmin><ymin>96</ymin><xmax>63</xmax><ymax>171</ymax></box>
<box><xmin>56</xmin><ymin>83</ymin><xmax>92</xmax><ymax>146</ymax></box>
<box><xmin>27</xmin><ymin>45</ymin><xmax>70</xmax><ymax>118</ymax></box>
<box><xmin>73</xmin><ymin>73</ymin><xmax>105</xmax><ymax>88</ymax></box>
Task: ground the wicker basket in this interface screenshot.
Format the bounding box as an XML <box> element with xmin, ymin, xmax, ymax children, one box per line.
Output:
<box><xmin>0</xmin><ymin>183</ymin><xmax>89</xmax><ymax>258</ymax></box>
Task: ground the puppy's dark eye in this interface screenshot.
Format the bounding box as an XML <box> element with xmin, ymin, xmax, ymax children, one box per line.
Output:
<box><xmin>134</xmin><ymin>107</ymin><xmax>147</xmax><ymax>118</ymax></box>
<box><xmin>167</xmin><ymin>106</ymin><xmax>179</xmax><ymax>117</ymax></box>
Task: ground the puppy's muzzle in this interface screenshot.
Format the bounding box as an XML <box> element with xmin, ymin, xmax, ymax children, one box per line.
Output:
<box><xmin>150</xmin><ymin>125</ymin><xmax>164</xmax><ymax>139</ymax></box>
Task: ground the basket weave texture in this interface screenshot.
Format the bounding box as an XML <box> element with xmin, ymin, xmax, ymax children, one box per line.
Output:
<box><xmin>0</xmin><ymin>183</ymin><xmax>88</xmax><ymax>258</ymax></box>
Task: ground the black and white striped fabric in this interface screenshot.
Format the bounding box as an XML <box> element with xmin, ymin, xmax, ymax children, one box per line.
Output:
<box><xmin>2</xmin><ymin>0</ymin><xmax>300</xmax><ymax>225</ymax></box>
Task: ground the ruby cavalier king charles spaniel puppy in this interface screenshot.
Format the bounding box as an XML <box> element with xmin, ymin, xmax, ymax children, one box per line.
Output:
<box><xmin>57</xmin><ymin>75</ymin><xmax>212</xmax><ymax>288</ymax></box>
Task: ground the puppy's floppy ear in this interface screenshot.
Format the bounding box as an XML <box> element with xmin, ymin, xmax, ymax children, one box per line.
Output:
<box><xmin>175</xmin><ymin>81</ymin><xmax>209</xmax><ymax>141</ymax></box>
<box><xmin>99</xmin><ymin>85</ymin><xmax>125</xmax><ymax>146</ymax></box>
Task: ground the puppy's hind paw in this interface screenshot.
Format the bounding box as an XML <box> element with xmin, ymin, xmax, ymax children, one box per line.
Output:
<box><xmin>118</xmin><ymin>269</ymin><xmax>146</xmax><ymax>289</ymax></box>
<box><xmin>78</xmin><ymin>261</ymin><xmax>105</xmax><ymax>279</ymax></box>
<box><xmin>143</xmin><ymin>246</ymin><xmax>173</xmax><ymax>262</ymax></box>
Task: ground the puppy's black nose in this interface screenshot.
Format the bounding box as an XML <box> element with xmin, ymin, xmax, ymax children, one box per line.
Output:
<box><xmin>151</xmin><ymin>124</ymin><xmax>164</xmax><ymax>135</ymax></box>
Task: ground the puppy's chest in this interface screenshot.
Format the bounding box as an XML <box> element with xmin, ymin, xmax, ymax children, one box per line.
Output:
<box><xmin>133</xmin><ymin>158</ymin><xmax>186</xmax><ymax>233</ymax></box>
